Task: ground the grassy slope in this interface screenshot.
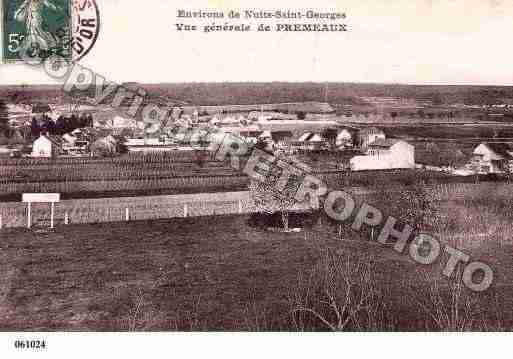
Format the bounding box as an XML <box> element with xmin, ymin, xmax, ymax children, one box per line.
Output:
<box><xmin>1</xmin><ymin>208</ymin><xmax>513</xmax><ymax>331</ymax></box>
<box><xmin>0</xmin><ymin>215</ymin><xmax>426</xmax><ymax>331</ymax></box>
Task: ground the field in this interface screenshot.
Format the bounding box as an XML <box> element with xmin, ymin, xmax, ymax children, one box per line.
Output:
<box><xmin>0</xmin><ymin>152</ymin><xmax>245</xmax><ymax>200</ymax></box>
<box><xmin>383</xmin><ymin>124</ymin><xmax>513</xmax><ymax>140</ymax></box>
<box><xmin>1</xmin><ymin>182</ymin><xmax>513</xmax><ymax>331</ymax></box>
<box><xmin>1</xmin><ymin>145</ymin><xmax>506</xmax><ymax>202</ymax></box>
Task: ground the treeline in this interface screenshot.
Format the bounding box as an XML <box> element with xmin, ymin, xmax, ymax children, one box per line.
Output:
<box><xmin>31</xmin><ymin>113</ymin><xmax>93</xmax><ymax>137</ymax></box>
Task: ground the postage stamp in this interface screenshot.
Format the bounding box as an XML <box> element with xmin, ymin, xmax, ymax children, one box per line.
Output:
<box><xmin>2</xmin><ymin>0</ymin><xmax>72</xmax><ymax>62</ymax></box>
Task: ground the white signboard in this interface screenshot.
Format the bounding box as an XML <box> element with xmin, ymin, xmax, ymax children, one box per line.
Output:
<box><xmin>21</xmin><ymin>194</ymin><xmax>61</xmax><ymax>229</ymax></box>
<box><xmin>22</xmin><ymin>193</ymin><xmax>61</xmax><ymax>203</ymax></box>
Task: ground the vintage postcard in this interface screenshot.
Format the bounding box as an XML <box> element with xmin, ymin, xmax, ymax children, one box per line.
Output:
<box><xmin>0</xmin><ymin>0</ymin><xmax>512</xmax><ymax>357</ymax></box>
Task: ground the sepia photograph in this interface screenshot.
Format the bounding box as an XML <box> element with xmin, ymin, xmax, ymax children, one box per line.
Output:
<box><xmin>1</xmin><ymin>0</ymin><xmax>513</xmax><ymax>357</ymax></box>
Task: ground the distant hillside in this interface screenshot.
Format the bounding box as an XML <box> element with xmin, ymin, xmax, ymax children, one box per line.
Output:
<box><xmin>144</xmin><ymin>83</ymin><xmax>513</xmax><ymax>107</ymax></box>
<box><xmin>2</xmin><ymin>82</ymin><xmax>513</xmax><ymax>107</ymax></box>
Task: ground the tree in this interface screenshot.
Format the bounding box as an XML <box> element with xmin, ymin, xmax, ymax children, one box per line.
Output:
<box><xmin>290</xmin><ymin>250</ymin><xmax>385</xmax><ymax>331</ymax></box>
<box><xmin>31</xmin><ymin>117</ymin><xmax>40</xmax><ymax>137</ymax></box>
<box><xmin>43</xmin><ymin>115</ymin><xmax>56</xmax><ymax>134</ymax></box>
<box><xmin>0</xmin><ymin>131</ymin><xmax>8</xmax><ymax>146</ymax></box>
<box><xmin>116</xmin><ymin>137</ymin><xmax>128</xmax><ymax>155</ymax></box>
<box><xmin>322</xmin><ymin>128</ymin><xmax>338</xmax><ymax>151</ymax></box>
<box><xmin>248</xmin><ymin>154</ymin><xmax>304</xmax><ymax>232</ymax></box>
<box><xmin>194</xmin><ymin>150</ymin><xmax>208</xmax><ymax>168</ymax></box>
<box><xmin>249</xmin><ymin>180</ymin><xmax>294</xmax><ymax>232</ymax></box>
<box><xmin>8</xmin><ymin>130</ymin><xmax>25</xmax><ymax>146</ymax></box>
<box><xmin>432</xmin><ymin>93</ymin><xmax>444</xmax><ymax>105</ymax></box>
<box><xmin>90</xmin><ymin>138</ymin><xmax>116</xmax><ymax>157</ymax></box>
<box><xmin>55</xmin><ymin>116</ymin><xmax>66</xmax><ymax>135</ymax></box>
<box><xmin>0</xmin><ymin>100</ymin><xmax>9</xmax><ymax>133</ymax></box>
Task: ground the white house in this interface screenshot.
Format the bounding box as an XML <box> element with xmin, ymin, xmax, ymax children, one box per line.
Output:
<box><xmin>357</xmin><ymin>127</ymin><xmax>386</xmax><ymax>149</ymax></box>
<box><xmin>350</xmin><ymin>139</ymin><xmax>415</xmax><ymax>171</ymax></box>
<box><xmin>467</xmin><ymin>143</ymin><xmax>513</xmax><ymax>174</ymax></box>
<box><xmin>335</xmin><ymin>129</ymin><xmax>353</xmax><ymax>149</ymax></box>
<box><xmin>31</xmin><ymin>135</ymin><xmax>63</xmax><ymax>158</ymax></box>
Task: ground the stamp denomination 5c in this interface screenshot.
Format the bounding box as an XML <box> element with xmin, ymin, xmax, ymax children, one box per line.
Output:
<box><xmin>2</xmin><ymin>0</ymin><xmax>72</xmax><ymax>62</ymax></box>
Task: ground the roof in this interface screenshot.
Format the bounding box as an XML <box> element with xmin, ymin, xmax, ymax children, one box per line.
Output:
<box><xmin>336</xmin><ymin>129</ymin><xmax>352</xmax><ymax>140</ymax></box>
<box><xmin>35</xmin><ymin>134</ymin><xmax>63</xmax><ymax>148</ymax></box>
<box><xmin>481</xmin><ymin>142</ymin><xmax>513</xmax><ymax>159</ymax></box>
<box><xmin>338</xmin><ymin>128</ymin><xmax>352</xmax><ymax>135</ymax></box>
<box><xmin>62</xmin><ymin>133</ymin><xmax>77</xmax><ymax>143</ymax></box>
<box><xmin>367</xmin><ymin>138</ymin><xmax>401</xmax><ymax>148</ymax></box>
<box><xmin>359</xmin><ymin>127</ymin><xmax>385</xmax><ymax>136</ymax></box>
<box><xmin>271</xmin><ymin>131</ymin><xmax>294</xmax><ymax>142</ymax></box>
<box><xmin>298</xmin><ymin>132</ymin><xmax>324</xmax><ymax>142</ymax></box>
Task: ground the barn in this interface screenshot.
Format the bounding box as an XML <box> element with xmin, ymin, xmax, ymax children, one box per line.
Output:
<box><xmin>350</xmin><ymin>139</ymin><xmax>415</xmax><ymax>171</ymax></box>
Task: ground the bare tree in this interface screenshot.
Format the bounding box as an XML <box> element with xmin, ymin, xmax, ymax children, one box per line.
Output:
<box><xmin>410</xmin><ymin>268</ymin><xmax>479</xmax><ymax>331</ymax></box>
<box><xmin>289</xmin><ymin>250</ymin><xmax>393</xmax><ymax>331</ymax></box>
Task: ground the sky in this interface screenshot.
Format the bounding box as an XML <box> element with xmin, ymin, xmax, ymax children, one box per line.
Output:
<box><xmin>1</xmin><ymin>0</ymin><xmax>513</xmax><ymax>85</ymax></box>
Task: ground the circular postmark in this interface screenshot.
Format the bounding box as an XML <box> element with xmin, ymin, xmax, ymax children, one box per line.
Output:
<box><xmin>71</xmin><ymin>0</ymin><xmax>100</xmax><ymax>61</ymax></box>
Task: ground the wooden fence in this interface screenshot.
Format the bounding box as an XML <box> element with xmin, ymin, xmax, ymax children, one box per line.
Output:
<box><xmin>1</xmin><ymin>181</ymin><xmax>512</xmax><ymax>230</ymax></box>
<box><xmin>0</xmin><ymin>191</ymin><xmax>312</xmax><ymax>229</ymax></box>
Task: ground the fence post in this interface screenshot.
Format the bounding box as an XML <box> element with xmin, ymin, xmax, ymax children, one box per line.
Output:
<box><xmin>125</xmin><ymin>208</ymin><xmax>130</xmax><ymax>222</ymax></box>
<box><xmin>27</xmin><ymin>202</ymin><xmax>31</xmax><ymax>229</ymax></box>
<box><xmin>50</xmin><ymin>202</ymin><xmax>55</xmax><ymax>229</ymax></box>
<box><xmin>184</xmin><ymin>203</ymin><xmax>188</xmax><ymax>218</ymax></box>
